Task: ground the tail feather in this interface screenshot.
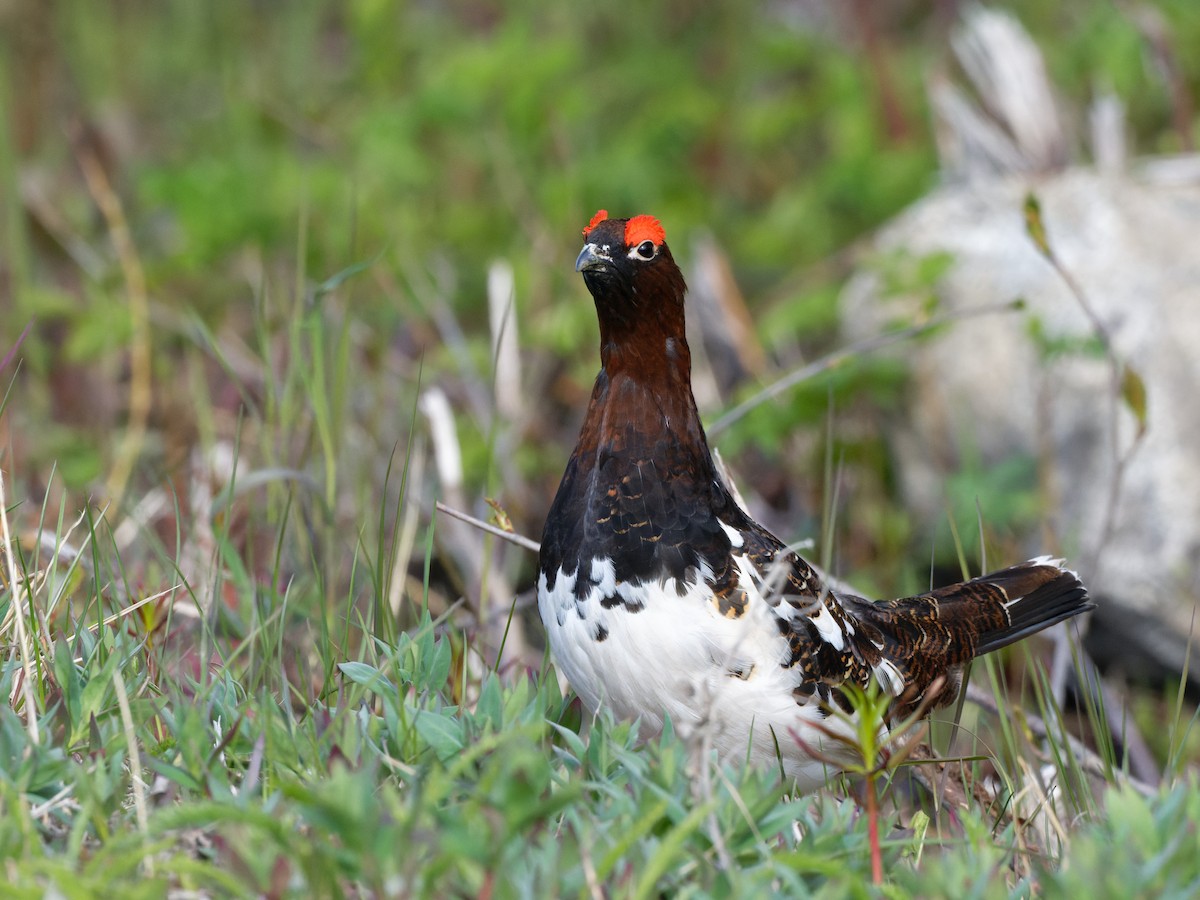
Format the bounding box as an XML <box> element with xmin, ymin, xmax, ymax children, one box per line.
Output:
<box><xmin>840</xmin><ymin>557</ymin><xmax>1092</xmax><ymax>714</ymax></box>
<box><xmin>971</xmin><ymin>558</ymin><xmax>1092</xmax><ymax>655</ymax></box>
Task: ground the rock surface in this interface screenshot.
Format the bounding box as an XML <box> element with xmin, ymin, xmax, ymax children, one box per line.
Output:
<box><xmin>840</xmin><ymin>166</ymin><xmax>1200</xmax><ymax>685</ymax></box>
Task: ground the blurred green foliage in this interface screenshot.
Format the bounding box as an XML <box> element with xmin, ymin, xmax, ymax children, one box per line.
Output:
<box><xmin>100</xmin><ymin>0</ymin><xmax>936</xmax><ymax>297</ymax></box>
<box><xmin>5</xmin><ymin>0</ymin><xmax>1197</xmax><ymax>415</ymax></box>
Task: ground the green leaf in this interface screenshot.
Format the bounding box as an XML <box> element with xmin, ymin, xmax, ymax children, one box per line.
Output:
<box><xmin>78</xmin><ymin>648</ymin><xmax>123</xmax><ymax>734</ymax></box>
<box><xmin>547</xmin><ymin>721</ymin><xmax>586</xmax><ymax>763</ymax></box>
<box><xmin>55</xmin><ymin>639</ymin><xmax>84</xmax><ymax>745</ymax></box>
<box><xmin>474</xmin><ymin>674</ymin><xmax>503</xmax><ymax>729</ymax></box>
<box><xmin>422</xmin><ymin>637</ymin><xmax>453</xmax><ymax>692</ymax></box>
<box><xmin>413</xmin><ymin>709</ymin><xmax>464</xmax><ymax>759</ymax></box>
<box><xmin>312</xmin><ymin>249</ymin><xmax>385</xmax><ymax>299</ymax></box>
<box><xmin>1024</xmin><ymin>192</ymin><xmax>1051</xmax><ymax>257</ymax></box>
<box><xmin>1120</xmin><ymin>363</ymin><xmax>1149</xmax><ymax>436</ymax></box>
<box><xmin>631</xmin><ymin>800</ymin><xmax>714</xmax><ymax>900</ymax></box>
<box><xmin>596</xmin><ymin>797</ymin><xmax>671</xmax><ymax>883</ymax></box>
<box><xmin>338</xmin><ymin>661</ymin><xmax>395</xmax><ymax>695</ymax></box>
<box><xmin>143</xmin><ymin>755</ymin><xmax>206</xmax><ymax>793</ymax></box>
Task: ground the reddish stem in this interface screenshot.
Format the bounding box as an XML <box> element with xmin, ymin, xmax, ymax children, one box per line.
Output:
<box><xmin>866</xmin><ymin>775</ymin><xmax>883</xmax><ymax>885</ymax></box>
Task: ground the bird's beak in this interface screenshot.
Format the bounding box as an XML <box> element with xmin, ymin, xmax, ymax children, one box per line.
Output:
<box><xmin>575</xmin><ymin>243</ymin><xmax>610</xmax><ymax>273</ymax></box>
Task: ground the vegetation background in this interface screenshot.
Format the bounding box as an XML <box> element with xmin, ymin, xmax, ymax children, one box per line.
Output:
<box><xmin>1</xmin><ymin>0</ymin><xmax>1197</xmax><ymax>896</ymax></box>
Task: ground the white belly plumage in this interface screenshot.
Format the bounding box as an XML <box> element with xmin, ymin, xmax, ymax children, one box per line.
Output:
<box><xmin>537</xmin><ymin>556</ymin><xmax>865</xmax><ymax>791</ymax></box>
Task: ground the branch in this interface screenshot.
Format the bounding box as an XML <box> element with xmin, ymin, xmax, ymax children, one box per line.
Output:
<box><xmin>707</xmin><ymin>300</ymin><xmax>1021</xmax><ymax>436</ymax></box>
<box><xmin>434</xmin><ymin>501</ymin><xmax>541</xmax><ymax>554</ymax></box>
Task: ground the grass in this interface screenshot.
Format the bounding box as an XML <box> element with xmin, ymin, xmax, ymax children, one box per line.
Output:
<box><xmin>1</xmin><ymin>489</ymin><xmax>1197</xmax><ymax>896</ymax></box>
<box><xmin>3</xmin><ymin>0</ymin><xmax>1200</xmax><ymax>896</ymax></box>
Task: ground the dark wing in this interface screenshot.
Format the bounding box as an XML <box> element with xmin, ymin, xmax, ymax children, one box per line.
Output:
<box><xmin>724</xmin><ymin>520</ymin><xmax>883</xmax><ymax>707</ymax></box>
<box><xmin>725</xmin><ymin>529</ymin><xmax>1092</xmax><ymax>716</ymax></box>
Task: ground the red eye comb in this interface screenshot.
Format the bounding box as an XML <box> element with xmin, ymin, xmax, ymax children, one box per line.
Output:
<box><xmin>624</xmin><ymin>215</ymin><xmax>665</xmax><ymax>247</ymax></box>
<box><xmin>583</xmin><ymin>210</ymin><xmax>608</xmax><ymax>237</ymax></box>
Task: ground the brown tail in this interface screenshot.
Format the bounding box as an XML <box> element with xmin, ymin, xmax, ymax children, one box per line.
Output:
<box><xmin>968</xmin><ymin>557</ymin><xmax>1092</xmax><ymax>655</ymax></box>
<box><xmin>840</xmin><ymin>557</ymin><xmax>1092</xmax><ymax>712</ymax></box>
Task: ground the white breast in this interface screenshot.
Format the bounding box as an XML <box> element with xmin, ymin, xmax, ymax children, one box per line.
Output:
<box><xmin>537</xmin><ymin>556</ymin><xmax>867</xmax><ymax>790</ymax></box>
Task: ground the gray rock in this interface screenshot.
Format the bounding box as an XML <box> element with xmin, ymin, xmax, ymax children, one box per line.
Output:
<box><xmin>840</xmin><ymin>167</ymin><xmax>1200</xmax><ymax>684</ymax></box>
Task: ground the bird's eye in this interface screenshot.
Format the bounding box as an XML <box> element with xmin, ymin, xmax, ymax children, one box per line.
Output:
<box><xmin>635</xmin><ymin>240</ymin><xmax>656</xmax><ymax>260</ymax></box>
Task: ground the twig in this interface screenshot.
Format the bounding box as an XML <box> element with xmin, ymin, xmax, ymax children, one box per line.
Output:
<box><xmin>72</xmin><ymin>123</ymin><xmax>153</xmax><ymax>509</ymax></box>
<box><xmin>964</xmin><ymin>681</ymin><xmax>1157</xmax><ymax>799</ymax></box>
<box><xmin>1132</xmin><ymin>5</ymin><xmax>1195</xmax><ymax>153</ymax></box>
<box><xmin>0</xmin><ymin>467</ymin><xmax>40</xmax><ymax>744</ymax></box>
<box><xmin>404</xmin><ymin>258</ymin><xmax>494</xmax><ymax>433</ymax></box>
<box><xmin>113</xmin><ymin>667</ymin><xmax>153</xmax><ymax>876</ymax></box>
<box><xmin>488</xmin><ymin>260</ymin><xmax>522</xmax><ymax>422</ymax></box>
<box><xmin>28</xmin><ymin>783</ymin><xmax>78</xmax><ymax>819</ymax></box>
<box><xmin>846</xmin><ymin>0</ymin><xmax>913</xmax><ymax>144</ymax></box>
<box><xmin>707</xmin><ymin>300</ymin><xmax>1021</xmax><ymax>436</ymax></box>
<box><xmin>1024</xmin><ymin>194</ymin><xmax>1144</xmax><ymax>569</ymax></box>
<box><xmin>1023</xmin><ymin>194</ymin><xmax>1145</xmax><ymax>703</ymax></box>
<box><xmin>1</xmin><ymin>320</ymin><xmax>33</xmax><ymax>373</ymax></box>
<box><xmin>434</xmin><ymin>501</ymin><xmax>540</xmax><ymax>554</ymax></box>
<box><xmin>865</xmin><ymin>769</ymin><xmax>883</xmax><ymax>885</ymax></box>
<box><xmin>388</xmin><ymin>435</ymin><xmax>426</xmax><ymax>620</ymax></box>
<box><xmin>70</xmin><ymin>585</ymin><xmax>181</xmax><ymax>660</ymax></box>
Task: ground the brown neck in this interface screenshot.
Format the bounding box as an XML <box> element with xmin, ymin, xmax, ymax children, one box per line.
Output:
<box><xmin>575</xmin><ymin>319</ymin><xmax>715</xmax><ymax>485</ymax></box>
<box><xmin>591</xmin><ymin>248</ymin><xmax>691</xmax><ymax>384</ymax></box>
<box><xmin>599</xmin><ymin>327</ymin><xmax>691</xmax><ymax>384</ymax></box>
<box><xmin>569</xmin><ymin>250</ymin><xmax>719</xmax><ymax>482</ymax></box>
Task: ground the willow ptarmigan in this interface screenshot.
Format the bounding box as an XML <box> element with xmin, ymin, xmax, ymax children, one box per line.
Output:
<box><xmin>537</xmin><ymin>211</ymin><xmax>1092</xmax><ymax>791</ymax></box>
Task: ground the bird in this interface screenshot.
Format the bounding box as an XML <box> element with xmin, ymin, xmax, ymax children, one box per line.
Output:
<box><xmin>537</xmin><ymin>210</ymin><xmax>1093</xmax><ymax>791</ymax></box>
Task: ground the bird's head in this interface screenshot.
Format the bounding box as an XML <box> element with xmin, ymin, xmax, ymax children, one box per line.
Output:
<box><xmin>574</xmin><ymin>210</ymin><xmax>687</xmax><ymax>352</ymax></box>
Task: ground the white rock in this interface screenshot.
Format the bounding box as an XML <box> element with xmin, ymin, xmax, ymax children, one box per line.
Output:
<box><xmin>840</xmin><ymin>167</ymin><xmax>1200</xmax><ymax>684</ymax></box>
